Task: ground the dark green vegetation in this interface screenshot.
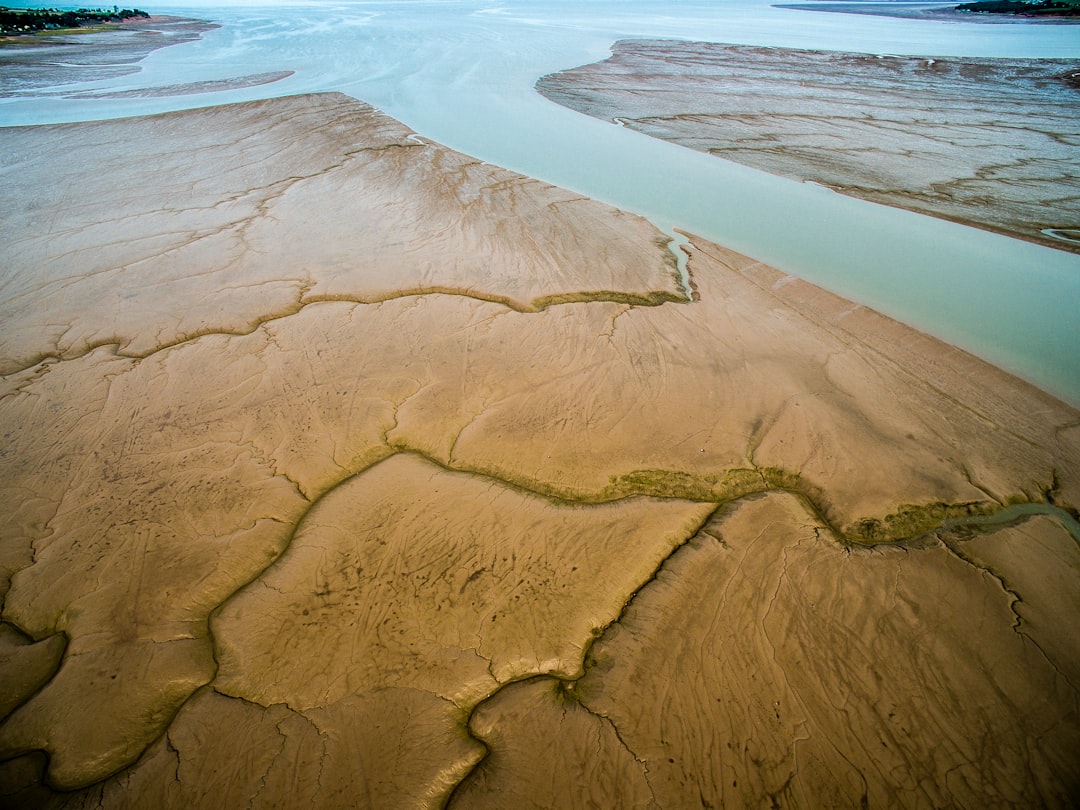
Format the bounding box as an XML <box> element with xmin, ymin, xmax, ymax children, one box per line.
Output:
<box><xmin>0</xmin><ymin>6</ymin><xmax>149</xmax><ymax>35</ymax></box>
<box><xmin>955</xmin><ymin>0</ymin><xmax>1080</xmax><ymax>15</ymax></box>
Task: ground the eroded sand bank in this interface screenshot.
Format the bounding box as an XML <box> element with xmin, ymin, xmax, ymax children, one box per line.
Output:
<box><xmin>0</xmin><ymin>93</ymin><xmax>1078</xmax><ymax>807</ymax></box>
<box><xmin>537</xmin><ymin>40</ymin><xmax>1080</xmax><ymax>252</ymax></box>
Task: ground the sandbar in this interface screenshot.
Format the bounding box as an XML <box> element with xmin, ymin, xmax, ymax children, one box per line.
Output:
<box><xmin>0</xmin><ymin>90</ymin><xmax>1078</xmax><ymax>807</ymax></box>
<box><xmin>537</xmin><ymin>40</ymin><xmax>1080</xmax><ymax>252</ymax></box>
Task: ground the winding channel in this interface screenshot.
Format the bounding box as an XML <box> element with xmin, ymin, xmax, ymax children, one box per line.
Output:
<box><xmin>943</xmin><ymin>502</ymin><xmax>1080</xmax><ymax>544</ymax></box>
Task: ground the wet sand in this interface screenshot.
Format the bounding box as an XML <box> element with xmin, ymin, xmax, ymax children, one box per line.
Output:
<box><xmin>0</xmin><ymin>92</ymin><xmax>1078</xmax><ymax>807</ymax></box>
<box><xmin>1</xmin><ymin>14</ymin><xmax>292</xmax><ymax>101</ymax></box>
<box><xmin>0</xmin><ymin>16</ymin><xmax>219</xmax><ymax>96</ymax></box>
<box><xmin>537</xmin><ymin>40</ymin><xmax>1080</xmax><ymax>253</ymax></box>
<box><xmin>61</xmin><ymin>71</ymin><xmax>296</xmax><ymax>99</ymax></box>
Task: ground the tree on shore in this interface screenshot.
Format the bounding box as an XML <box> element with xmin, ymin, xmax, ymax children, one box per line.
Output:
<box><xmin>955</xmin><ymin>0</ymin><xmax>1080</xmax><ymax>15</ymax></box>
<box><xmin>0</xmin><ymin>6</ymin><xmax>150</xmax><ymax>35</ymax></box>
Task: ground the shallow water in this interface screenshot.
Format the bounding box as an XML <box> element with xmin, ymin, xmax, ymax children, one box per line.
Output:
<box><xmin>945</xmin><ymin>502</ymin><xmax>1080</xmax><ymax>545</ymax></box>
<box><xmin>2</xmin><ymin>0</ymin><xmax>1079</xmax><ymax>403</ymax></box>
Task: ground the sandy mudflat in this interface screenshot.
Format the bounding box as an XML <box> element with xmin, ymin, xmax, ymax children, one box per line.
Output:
<box><xmin>0</xmin><ymin>92</ymin><xmax>1079</xmax><ymax>808</ymax></box>
<box><xmin>60</xmin><ymin>70</ymin><xmax>296</xmax><ymax>99</ymax></box>
<box><xmin>537</xmin><ymin>40</ymin><xmax>1080</xmax><ymax>252</ymax></box>
<box><xmin>0</xmin><ymin>16</ymin><xmax>219</xmax><ymax>96</ymax></box>
<box><xmin>0</xmin><ymin>14</ymin><xmax>292</xmax><ymax>101</ymax></box>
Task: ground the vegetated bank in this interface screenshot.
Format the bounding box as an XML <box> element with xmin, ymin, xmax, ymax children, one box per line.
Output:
<box><xmin>0</xmin><ymin>6</ymin><xmax>149</xmax><ymax>36</ymax></box>
<box><xmin>954</xmin><ymin>0</ymin><xmax>1080</xmax><ymax>16</ymax></box>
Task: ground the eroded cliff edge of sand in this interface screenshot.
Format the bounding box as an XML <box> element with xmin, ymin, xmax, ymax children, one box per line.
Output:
<box><xmin>0</xmin><ymin>93</ymin><xmax>1078</xmax><ymax>808</ymax></box>
<box><xmin>537</xmin><ymin>40</ymin><xmax>1080</xmax><ymax>253</ymax></box>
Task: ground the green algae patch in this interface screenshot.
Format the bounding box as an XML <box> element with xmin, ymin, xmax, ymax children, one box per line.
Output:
<box><xmin>531</xmin><ymin>289</ymin><xmax>684</xmax><ymax>310</ymax></box>
<box><xmin>603</xmin><ymin>467</ymin><xmax>770</xmax><ymax>502</ymax></box>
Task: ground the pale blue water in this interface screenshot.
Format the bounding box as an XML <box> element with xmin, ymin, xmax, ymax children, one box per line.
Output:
<box><xmin>3</xmin><ymin>0</ymin><xmax>1079</xmax><ymax>404</ymax></box>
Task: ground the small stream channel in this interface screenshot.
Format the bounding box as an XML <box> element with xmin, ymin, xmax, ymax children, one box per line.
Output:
<box><xmin>942</xmin><ymin>502</ymin><xmax>1080</xmax><ymax>545</ymax></box>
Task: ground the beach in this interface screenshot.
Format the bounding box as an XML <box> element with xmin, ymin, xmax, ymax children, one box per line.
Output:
<box><xmin>2</xmin><ymin>7</ymin><xmax>1080</xmax><ymax>808</ymax></box>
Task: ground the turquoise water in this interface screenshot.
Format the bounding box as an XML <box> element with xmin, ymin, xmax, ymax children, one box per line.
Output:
<box><xmin>3</xmin><ymin>0</ymin><xmax>1079</xmax><ymax>404</ymax></box>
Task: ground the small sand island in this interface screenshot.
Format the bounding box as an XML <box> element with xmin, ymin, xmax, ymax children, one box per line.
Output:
<box><xmin>538</xmin><ymin>40</ymin><xmax>1080</xmax><ymax>252</ymax></box>
<box><xmin>1</xmin><ymin>18</ymin><xmax>1079</xmax><ymax>810</ymax></box>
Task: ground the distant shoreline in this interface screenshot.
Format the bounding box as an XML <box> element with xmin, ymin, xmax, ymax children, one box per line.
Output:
<box><xmin>775</xmin><ymin>0</ymin><xmax>1080</xmax><ymax>23</ymax></box>
<box><xmin>0</xmin><ymin>6</ymin><xmax>151</xmax><ymax>39</ymax></box>
<box><xmin>0</xmin><ymin>11</ymin><xmax>292</xmax><ymax>100</ymax></box>
<box><xmin>956</xmin><ymin>0</ymin><xmax>1080</xmax><ymax>16</ymax></box>
<box><xmin>0</xmin><ymin>14</ymin><xmax>225</xmax><ymax>98</ymax></box>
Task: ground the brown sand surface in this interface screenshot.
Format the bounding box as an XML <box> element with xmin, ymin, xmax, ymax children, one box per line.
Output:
<box><xmin>0</xmin><ymin>92</ymin><xmax>1078</xmax><ymax>807</ymax></box>
<box><xmin>0</xmin><ymin>94</ymin><xmax>681</xmax><ymax>375</ymax></box>
<box><xmin>537</xmin><ymin>40</ymin><xmax>1080</xmax><ymax>252</ymax></box>
<box><xmin>458</xmin><ymin>496</ymin><xmax>1080</xmax><ymax>808</ymax></box>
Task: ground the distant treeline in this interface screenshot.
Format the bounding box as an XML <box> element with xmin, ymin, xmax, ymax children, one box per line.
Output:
<box><xmin>955</xmin><ymin>0</ymin><xmax>1080</xmax><ymax>15</ymax></box>
<box><xmin>0</xmin><ymin>6</ymin><xmax>150</xmax><ymax>34</ymax></box>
